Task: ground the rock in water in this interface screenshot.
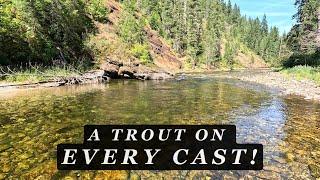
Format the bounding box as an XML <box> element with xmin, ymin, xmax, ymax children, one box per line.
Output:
<box><xmin>149</xmin><ymin>72</ymin><xmax>173</xmax><ymax>80</ymax></box>
<box><xmin>100</xmin><ymin>63</ymin><xmax>120</xmax><ymax>79</ymax></box>
<box><xmin>133</xmin><ymin>72</ymin><xmax>173</xmax><ymax>80</ymax></box>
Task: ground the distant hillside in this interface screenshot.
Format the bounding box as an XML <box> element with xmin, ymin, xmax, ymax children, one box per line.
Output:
<box><xmin>87</xmin><ymin>0</ymin><xmax>284</xmax><ymax>72</ymax></box>
<box><xmin>0</xmin><ymin>0</ymin><xmax>281</xmax><ymax>72</ymax></box>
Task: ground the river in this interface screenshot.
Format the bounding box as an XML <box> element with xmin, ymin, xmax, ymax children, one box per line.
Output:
<box><xmin>0</xmin><ymin>73</ymin><xmax>319</xmax><ymax>179</ymax></box>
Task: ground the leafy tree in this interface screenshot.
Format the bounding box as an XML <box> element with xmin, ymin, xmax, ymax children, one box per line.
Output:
<box><xmin>0</xmin><ymin>0</ymin><xmax>108</xmax><ymax>65</ymax></box>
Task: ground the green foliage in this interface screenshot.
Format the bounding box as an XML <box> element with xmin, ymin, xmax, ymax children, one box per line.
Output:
<box><xmin>186</xmin><ymin>0</ymin><xmax>202</xmax><ymax>68</ymax></box>
<box><xmin>285</xmin><ymin>0</ymin><xmax>320</xmax><ymax>68</ymax></box>
<box><xmin>0</xmin><ymin>0</ymin><xmax>34</xmax><ymax>64</ymax></box>
<box><xmin>3</xmin><ymin>65</ymin><xmax>81</xmax><ymax>83</ymax></box>
<box><xmin>136</xmin><ymin>0</ymin><xmax>284</xmax><ymax>68</ymax></box>
<box><xmin>282</xmin><ymin>66</ymin><xmax>320</xmax><ymax>85</ymax></box>
<box><xmin>283</xmin><ymin>52</ymin><xmax>320</xmax><ymax>67</ymax></box>
<box><xmin>224</xmin><ymin>42</ymin><xmax>237</xmax><ymax>69</ymax></box>
<box><xmin>148</xmin><ymin>11</ymin><xmax>162</xmax><ymax>32</ymax></box>
<box><xmin>86</xmin><ymin>0</ymin><xmax>108</xmax><ymax>22</ymax></box>
<box><xmin>117</xmin><ymin>0</ymin><xmax>154</xmax><ymax>65</ymax></box>
<box><xmin>1</xmin><ymin>0</ymin><xmax>289</xmax><ymax>69</ymax></box>
<box><xmin>0</xmin><ymin>0</ymin><xmax>108</xmax><ymax>66</ymax></box>
<box><xmin>130</xmin><ymin>43</ymin><xmax>152</xmax><ymax>64</ymax></box>
<box><xmin>117</xmin><ymin>11</ymin><xmax>145</xmax><ymax>45</ymax></box>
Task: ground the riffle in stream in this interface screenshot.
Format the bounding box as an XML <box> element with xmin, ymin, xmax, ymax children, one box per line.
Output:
<box><xmin>0</xmin><ymin>73</ymin><xmax>319</xmax><ymax>179</ymax></box>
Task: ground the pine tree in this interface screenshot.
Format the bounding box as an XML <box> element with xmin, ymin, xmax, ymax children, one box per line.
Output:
<box><xmin>291</xmin><ymin>0</ymin><xmax>320</xmax><ymax>53</ymax></box>
<box><xmin>202</xmin><ymin>0</ymin><xmax>223</xmax><ymax>68</ymax></box>
<box><xmin>261</xmin><ymin>14</ymin><xmax>268</xmax><ymax>35</ymax></box>
<box><xmin>186</xmin><ymin>0</ymin><xmax>202</xmax><ymax>68</ymax></box>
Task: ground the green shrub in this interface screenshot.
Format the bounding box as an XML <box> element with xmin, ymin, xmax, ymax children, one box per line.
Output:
<box><xmin>86</xmin><ymin>0</ymin><xmax>108</xmax><ymax>22</ymax></box>
<box><xmin>282</xmin><ymin>66</ymin><xmax>320</xmax><ymax>85</ymax></box>
<box><xmin>149</xmin><ymin>11</ymin><xmax>161</xmax><ymax>31</ymax></box>
<box><xmin>130</xmin><ymin>43</ymin><xmax>152</xmax><ymax>64</ymax></box>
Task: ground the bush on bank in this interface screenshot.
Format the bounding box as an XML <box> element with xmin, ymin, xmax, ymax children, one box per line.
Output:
<box><xmin>0</xmin><ymin>0</ymin><xmax>108</xmax><ymax>66</ymax></box>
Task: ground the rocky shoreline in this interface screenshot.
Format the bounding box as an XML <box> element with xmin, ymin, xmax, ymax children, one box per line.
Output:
<box><xmin>100</xmin><ymin>58</ymin><xmax>175</xmax><ymax>81</ymax></box>
<box><xmin>2</xmin><ymin>68</ymin><xmax>320</xmax><ymax>103</ymax></box>
<box><xmin>0</xmin><ymin>59</ymin><xmax>175</xmax><ymax>90</ymax></box>
<box><xmin>216</xmin><ymin>69</ymin><xmax>320</xmax><ymax>102</ymax></box>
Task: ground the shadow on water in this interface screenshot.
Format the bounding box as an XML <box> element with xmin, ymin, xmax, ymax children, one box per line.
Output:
<box><xmin>0</xmin><ymin>75</ymin><xmax>319</xmax><ymax>179</ymax></box>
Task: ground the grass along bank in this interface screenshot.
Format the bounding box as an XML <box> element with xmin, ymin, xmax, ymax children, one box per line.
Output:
<box><xmin>0</xmin><ymin>65</ymin><xmax>84</xmax><ymax>85</ymax></box>
<box><xmin>281</xmin><ymin>66</ymin><xmax>320</xmax><ymax>85</ymax></box>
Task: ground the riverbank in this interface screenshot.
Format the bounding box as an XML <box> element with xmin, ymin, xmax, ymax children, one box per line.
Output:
<box><xmin>0</xmin><ymin>62</ymin><xmax>175</xmax><ymax>90</ymax></box>
<box><xmin>2</xmin><ymin>67</ymin><xmax>320</xmax><ymax>102</ymax></box>
<box><xmin>281</xmin><ymin>66</ymin><xmax>320</xmax><ymax>85</ymax></box>
<box><xmin>0</xmin><ymin>71</ymin><xmax>319</xmax><ymax>179</ymax></box>
<box><xmin>216</xmin><ymin>69</ymin><xmax>320</xmax><ymax>101</ymax></box>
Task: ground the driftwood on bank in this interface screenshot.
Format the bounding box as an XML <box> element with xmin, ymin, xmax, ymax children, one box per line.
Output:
<box><xmin>0</xmin><ymin>62</ymin><xmax>174</xmax><ymax>90</ymax></box>
<box><xmin>0</xmin><ymin>70</ymin><xmax>107</xmax><ymax>89</ymax></box>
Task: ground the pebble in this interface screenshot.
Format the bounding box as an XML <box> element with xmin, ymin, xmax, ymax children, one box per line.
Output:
<box><xmin>63</xmin><ymin>176</ymin><xmax>74</xmax><ymax>180</ymax></box>
<box><xmin>264</xmin><ymin>165</ymin><xmax>282</xmax><ymax>173</ymax></box>
<box><xmin>309</xmin><ymin>164</ymin><xmax>320</xmax><ymax>178</ymax></box>
<box><xmin>285</xmin><ymin>153</ymin><xmax>295</xmax><ymax>162</ymax></box>
<box><xmin>2</xmin><ymin>164</ymin><xmax>10</xmax><ymax>173</ymax></box>
<box><xmin>130</xmin><ymin>173</ymin><xmax>140</xmax><ymax>180</ymax></box>
<box><xmin>272</xmin><ymin>156</ymin><xmax>287</xmax><ymax>164</ymax></box>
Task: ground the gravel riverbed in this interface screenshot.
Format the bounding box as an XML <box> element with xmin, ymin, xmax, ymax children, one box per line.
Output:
<box><xmin>216</xmin><ymin>69</ymin><xmax>320</xmax><ymax>102</ymax></box>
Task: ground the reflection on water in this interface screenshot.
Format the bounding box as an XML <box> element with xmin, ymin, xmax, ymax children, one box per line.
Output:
<box><xmin>0</xmin><ymin>75</ymin><xmax>319</xmax><ymax>179</ymax></box>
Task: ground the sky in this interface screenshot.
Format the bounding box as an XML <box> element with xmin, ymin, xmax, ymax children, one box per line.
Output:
<box><xmin>228</xmin><ymin>0</ymin><xmax>296</xmax><ymax>33</ymax></box>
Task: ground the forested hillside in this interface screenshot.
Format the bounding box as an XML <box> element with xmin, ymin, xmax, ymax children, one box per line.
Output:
<box><xmin>285</xmin><ymin>0</ymin><xmax>320</xmax><ymax>67</ymax></box>
<box><xmin>114</xmin><ymin>0</ymin><xmax>285</xmax><ymax>69</ymax></box>
<box><xmin>0</xmin><ymin>0</ymin><xmax>286</xmax><ymax>71</ymax></box>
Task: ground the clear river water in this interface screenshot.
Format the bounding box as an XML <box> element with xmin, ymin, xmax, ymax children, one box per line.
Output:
<box><xmin>0</xmin><ymin>73</ymin><xmax>319</xmax><ymax>179</ymax></box>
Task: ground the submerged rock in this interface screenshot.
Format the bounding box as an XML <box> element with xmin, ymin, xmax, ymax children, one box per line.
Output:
<box><xmin>149</xmin><ymin>72</ymin><xmax>174</xmax><ymax>80</ymax></box>
<box><xmin>129</xmin><ymin>173</ymin><xmax>141</xmax><ymax>180</ymax></box>
<box><xmin>134</xmin><ymin>72</ymin><xmax>174</xmax><ymax>80</ymax></box>
<box><xmin>309</xmin><ymin>164</ymin><xmax>320</xmax><ymax>178</ymax></box>
<box><xmin>94</xmin><ymin>170</ymin><xmax>129</xmax><ymax>179</ymax></box>
<box><xmin>134</xmin><ymin>73</ymin><xmax>151</xmax><ymax>80</ymax></box>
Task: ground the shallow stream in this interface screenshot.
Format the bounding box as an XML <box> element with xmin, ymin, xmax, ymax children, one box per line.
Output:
<box><xmin>0</xmin><ymin>73</ymin><xmax>319</xmax><ymax>179</ymax></box>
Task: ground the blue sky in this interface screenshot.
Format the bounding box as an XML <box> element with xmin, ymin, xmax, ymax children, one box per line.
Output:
<box><xmin>228</xmin><ymin>0</ymin><xmax>296</xmax><ymax>33</ymax></box>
